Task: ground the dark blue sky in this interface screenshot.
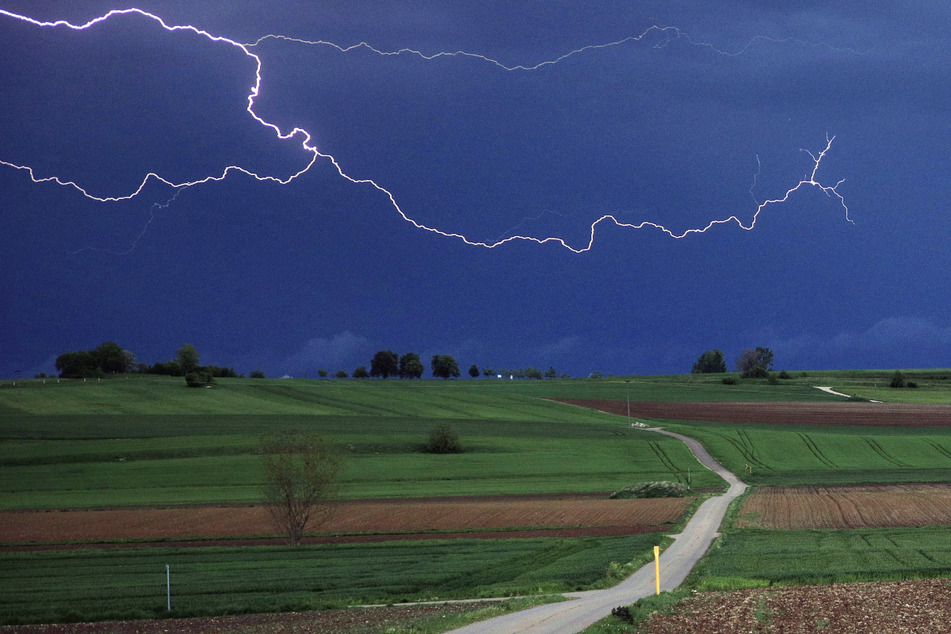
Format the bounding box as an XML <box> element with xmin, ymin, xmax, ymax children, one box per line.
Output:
<box><xmin>2</xmin><ymin>2</ymin><xmax>949</xmax><ymax>378</ymax></box>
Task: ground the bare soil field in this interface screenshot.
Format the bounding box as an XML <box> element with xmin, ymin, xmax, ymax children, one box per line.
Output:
<box><xmin>736</xmin><ymin>483</ymin><xmax>951</xmax><ymax>530</ymax></box>
<box><xmin>638</xmin><ymin>577</ymin><xmax>951</xmax><ymax>633</ymax></box>
<box><xmin>557</xmin><ymin>399</ymin><xmax>951</xmax><ymax>426</ymax></box>
<box><xmin>0</xmin><ymin>495</ymin><xmax>691</xmax><ymax>548</ymax></box>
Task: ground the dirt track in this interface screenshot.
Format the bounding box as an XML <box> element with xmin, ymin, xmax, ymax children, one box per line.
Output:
<box><xmin>557</xmin><ymin>399</ymin><xmax>951</xmax><ymax>426</ymax></box>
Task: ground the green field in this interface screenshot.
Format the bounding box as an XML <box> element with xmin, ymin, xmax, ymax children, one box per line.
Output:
<box><xmin>2</xmin><ymin>371</ymin><xmax>951</xmax><ymax>627</ymax></box>
<box><xmin>689</xmin><ymin>526</ymin><xmax>951</xmax><ymax>590</ymax></box>
<box><xmin>657</xmin><ymin>420</ymin><xmax>951</xmax><ymax>486</ymax></box>
<box><xmin>0</xmin><ymin>534</ymin><xmax>666</xmax><ymax>625</ymax></box>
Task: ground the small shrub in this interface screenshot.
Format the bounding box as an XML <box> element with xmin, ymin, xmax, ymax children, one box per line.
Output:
<box><xmin>742</xmin><ymin>366</ymin><xmax>770</xmax><ymax>379</ymax></box>
<box><xmin>907</xmin><ymin>381</ymin><xmax>918</xmax><ymax>389</ymax></box>
<box><xmin>767</xmin><ymin>374</ymin><xmax>780</xmax><ymax>385</ymax></box>
<box><xmin>779</xmin><ymin>370</ymin><xmax>791</xmax><ymax>379</ymax></box>
<box><xmin>611</xmin><ymin>481</ymin><xmax>691</xmax><ymax>499</ymax></box>
<box><xmin>890</xmin><ymin>370</ymin><xmax>906</xmax><ymax>388</ymax></box>
<box><xmin>611</xmin><ymin>605</ymin><xmax>634</xmax><ymax>623</ymax></box>
<box><xmin>250</xmin><ymin>369</ymin><xmax>266</xmax><ymax>379</ymax></box>
<box><xmin>722</xmin><ymin>376</ymin><xmax>737</xmax><ymax>385</ymax></box>
<box><xmin>426</xmin><ymin>424</ymin><xmax>463</xmax><ymax>454</ymax></box>
<box><xmin>185</xmin><ymin>371</ymin><xmax>213</xmax><ymax>388</ymax></box>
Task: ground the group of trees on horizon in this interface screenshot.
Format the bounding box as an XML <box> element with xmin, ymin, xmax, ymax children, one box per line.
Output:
<box><xmin>51</xmin><ymin>342</ymin><xmax>563</xmax><ymax>383</ymax></box>
<box><xmin>691</xmin><ymin>347</ymin><xmax>775</xmax><ymax>378</ymax></box>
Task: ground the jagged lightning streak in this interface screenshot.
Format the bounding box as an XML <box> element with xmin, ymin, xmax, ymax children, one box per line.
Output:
<box><xmin>245</xmin><ymin>26</ymin><xmax>866</xmax><ymax>70</ymax></box>
<box><xmin>0</xmin><ymin>8</ymin><xmax>852</xmax><ymax>254</ymax></box>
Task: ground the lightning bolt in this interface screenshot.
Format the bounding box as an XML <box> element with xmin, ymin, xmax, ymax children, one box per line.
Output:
<box><xmin>0</xmin><ymin>8</ymin><xmax>853</xmax><ymax>254</ymax></box>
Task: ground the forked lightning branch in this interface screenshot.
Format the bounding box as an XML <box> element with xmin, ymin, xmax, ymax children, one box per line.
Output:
<box><xmin>0</xmin><ymin>7</ymin><xmax>852</xmax><ymax>253</ymax></box>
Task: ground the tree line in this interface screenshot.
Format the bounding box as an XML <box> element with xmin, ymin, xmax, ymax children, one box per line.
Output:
<box><xmin>53</xmin><ymin>342</ymin><xmax>563</xmax><ymax>383</ymax></box>
<box><xmin>691</xmin><ymin>347</ymin><xmax>775</xmax><ymax>378</ymax></box>
<box><xmin>55</xmin><ymin>341</ymin><xmax>238</xmax><ymax>386</ymax></box>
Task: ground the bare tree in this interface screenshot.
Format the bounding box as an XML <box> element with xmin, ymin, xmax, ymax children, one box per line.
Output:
<box><xmin>260</xmin><ymin>432</ymin><xmax>343</xmax><ymax>545</ymax></box>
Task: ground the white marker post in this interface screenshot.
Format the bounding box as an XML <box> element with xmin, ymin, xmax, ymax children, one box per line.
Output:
<box><xmin>166</xmin><ymin>564</ymin><xmax>171</xmax><ymax>611</ymax></box>
<box><xmin>654</xmin><ymin>546</ymin><xmax>660</xmax><ymax>595</ymax></box>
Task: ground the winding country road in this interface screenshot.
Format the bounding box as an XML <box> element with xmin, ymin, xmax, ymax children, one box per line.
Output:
<box><xmin>449</xmin><ymin>427</ymin><xmax>746</xmax><ymax>634</ymax></box>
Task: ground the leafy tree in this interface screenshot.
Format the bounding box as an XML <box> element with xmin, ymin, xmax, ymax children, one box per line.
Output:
<box><xmin>692</xmin><ymin>349</ymin><xmax>727</xmax><ymax>374</ymax></box>
<box><xmin>55</xmin><ymin>350</ymin><xmax>97</xmax><ymax>378</ymax></box>
<box><xmin>525</xmin><ymin>367</ymin><xmax>543</xmax><ymax>380</ymax></box>
<box><xmin>56</xmin><ymin>341</ymin><xmax>136</xmax><ymax>378</ymax></box>
<box><xmin>353</xmin><ymin>366</ymin><xmax>369</xmax><ymax>379</ymax></box>
<box><xmin>334</xmin><ymin>370</ymin><xmax>349</xmax><ymax>379</ymax></box>
<box><xmin>736</xmin><ymin>347</ymin><xmax>774</xmax><ymax>378</ymax></box>
<box><xmin>318</xmin><ymin>369</ymin><xmax>328</xmax><ymax>378</ymax></box>
<box><xmin>482</xmin><ymin>367</ymin><xmax>496</xmax><ymax>377</ymax></box>
<box><xmin>545</xmin><ymin>366</ymin><xmax>558</xmax><ymax>379</ymax></box>
<box><xmin>431</xmin><ymin>354</ymin><xmax>460</xmax><ymax>379</ymax></box>
<box><xmin>176</xmin><ymin>344</ymin><xmax>200</xmax><ymax>374</ymax></box>
<box><xmin>92</xmin><ymin>341</ymin><xmax>135</xmax><ymax>374</ymax></box>
<box><xmin>468</xmin><ymin>364</ymin><xmax>480</xmax><ymax>378</ymax></box>
<box><xmin>399</xmin><ymin>353</ymin><xmax>425</xmax><ymax>379</ymax></box>
<box><xmin>250</xmin><ymin>369</ymin><xmax>266</xmax><ymax>379</ymax></box>
<box><xmin>260</xmin><ymin>432</ymin><xmax>342</xmax><ymax>545</ymax></box>
<box><xmin>147</xmin><ymin>360</ymin><xmax>184</xmax><ymax>376</ymax></box>
<box><xmin>370</xmin><ymin>350</ymin><xmax>399</xmax><ymax>379</ymax></box>
<box><xmin>425</xmin><ymin>424</ymin><xmax>463</xmax><ymax>454</ymax></box>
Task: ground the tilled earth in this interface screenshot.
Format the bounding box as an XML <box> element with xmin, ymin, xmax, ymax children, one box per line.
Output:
<box><xmin>0</xmin><ymin>494</ymin><xmax>691</xmax><ymax>550</ymax></box>
<box><xmin>637</xmin><ymin>578</ymin><xmax>951</xmax><ymax>633</ymax></box>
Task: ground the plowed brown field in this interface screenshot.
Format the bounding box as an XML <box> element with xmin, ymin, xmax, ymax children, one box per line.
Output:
<box><xmin>640</xmin><ymin>578</ymin><xmax>951</xmax><ymax>634</ymax></box>
<box><xmin>0</xmin><ymin>495</ymin><xmax>692</xmax><ymax>548</ymax></box>
<box><xmin>557</xmin><ymin>399</ymin><xmax>951</xmax><ymax>426</ymax></box>
<box><xmin>736</xmin><ymin>483</ymin><xmax>951</xmax><ymax>530</ymax></box>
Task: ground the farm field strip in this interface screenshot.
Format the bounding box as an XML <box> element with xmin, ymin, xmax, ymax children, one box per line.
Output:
<box><xmin>737</xmin><ymin>483</ymin><xmax>951</xmax><ymax>530</ymax></box>
<box><xmin>688</xmin><ymin>525</ymin><xmax>951</xmax><ymax>590</ymax></box>
<box><xmin>0</xmin><ymin>497</ymin><xmax>692</xmax><ymax>545</ymax></box>
<box><xmin>0</xmin><ymin>534</ymin><xmax>665</xmax><ymax>625</ymax></box>
<box><xmin>635</xmin><ymin>578</ymin><xmax>951</xmax><ymax>633</ymax></box>
<box><xmin>559</xmin><ymin>399</ymin><xmax>951</xmax><ymax>426</ymax></box>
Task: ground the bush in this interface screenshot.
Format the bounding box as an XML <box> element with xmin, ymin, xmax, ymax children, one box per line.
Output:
<box><xmin>779</xmin><ymin>370</ymin><xmax>791</xmax><ymax>379</ymax></box>
<box><xmin>722</xmin><ymin>377</ymin><xmax>737</xmax><ymax>385</ymax></box>
<box><xmin>611</xmin><ymin>605</ymin><xmax>634</xmax><ymax>623</ymax></box>
<box><xmin>250</xmin><ymin>369</ymin><xmax>266</xmax><ymax>379</ymax></box>
<box><xmin>907</xmin><ymin>381</ymin><xmax>918</xmax><ymax>389</ymax></box>
<box><xmin>890</xmin><ymin>370</ymin><xmax>906</xmax><ymax>388</ymax></box>
<box><xmin>425</xmin><ymin>424</ymin><xmax>463</xmax><ymax>454</ymax></box>
<box><xmin>611</xmin><ymin>481</ymin><xmax>691</xmax><ymax>499</ymax></box>
<box><xmin>185</xmin><ymin>372</ymin><xmax>213</xmax><ymax>388</ymax></box>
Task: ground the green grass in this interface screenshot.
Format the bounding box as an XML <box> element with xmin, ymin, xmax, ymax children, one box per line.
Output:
<box><xmin>3</xmin><ymin>370</ymin><xmax>951</xmax><ymax>627</ymax></box>
<box><xmin>0</xmin><ymin>415</ymin><xmax>722</xmax><ymax>509</ymax></box>
<box><xmin>0</xmin><ymin>534</ymin><xmax>665</xmax><ymax>625</ymax></box>
<box><xmin>688</xmin><ymin>526</ymin><xmax>951</xmax><ymax>590</ymax></box>
<box><xmin>659</xmin><ymin>419</ymin><xmax>951</xmax><ymax>486</ymax></box>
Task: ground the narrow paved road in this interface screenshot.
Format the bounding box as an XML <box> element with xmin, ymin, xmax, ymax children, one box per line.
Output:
<box><xmin>449</xmin><ymin>427</ymin><xmax>746</xmax><ymax>634</ymax></box>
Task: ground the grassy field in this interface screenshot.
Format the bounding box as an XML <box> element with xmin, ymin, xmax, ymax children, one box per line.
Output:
<box><xmin>0</xmin><ymin>534</ymin><xmax>667</xmax><ymax>625</ymax></box>
<box><xmin>658</xmin><ymin>419</ymin><xmax>951</xmax><ymax>486</ymax></box>
<box><xmin>3</xmin><ymin>371</ymin><xmax>951</xmax><ymax>627</ymax></box>
<box><xmin>0</xmin><ymin>414</ymin><xmax>723</xmax><ymax>509</ymax></box>
<box><xmin>689</xmin><ymin>525</ymin><xmax>951</xmax><ymax>590</ymax></box>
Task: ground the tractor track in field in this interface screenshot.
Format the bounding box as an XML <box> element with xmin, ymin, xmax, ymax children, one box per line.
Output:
<box><xmin>555</xmin><ymin>399</ymin><xmax>951</xmax><ymax>426</ymax></box>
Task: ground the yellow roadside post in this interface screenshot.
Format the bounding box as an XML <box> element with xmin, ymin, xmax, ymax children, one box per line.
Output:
<box><xmin>654</xmin><ymin>546</ymin><xmax>660</xmax><ymax>595</ymax></box>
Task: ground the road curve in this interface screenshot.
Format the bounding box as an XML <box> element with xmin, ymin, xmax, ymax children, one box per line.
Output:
<box><xmin>448</xmin><ymin>427</ymin><xmax>746</xmax><ymax>634</ymax></box>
